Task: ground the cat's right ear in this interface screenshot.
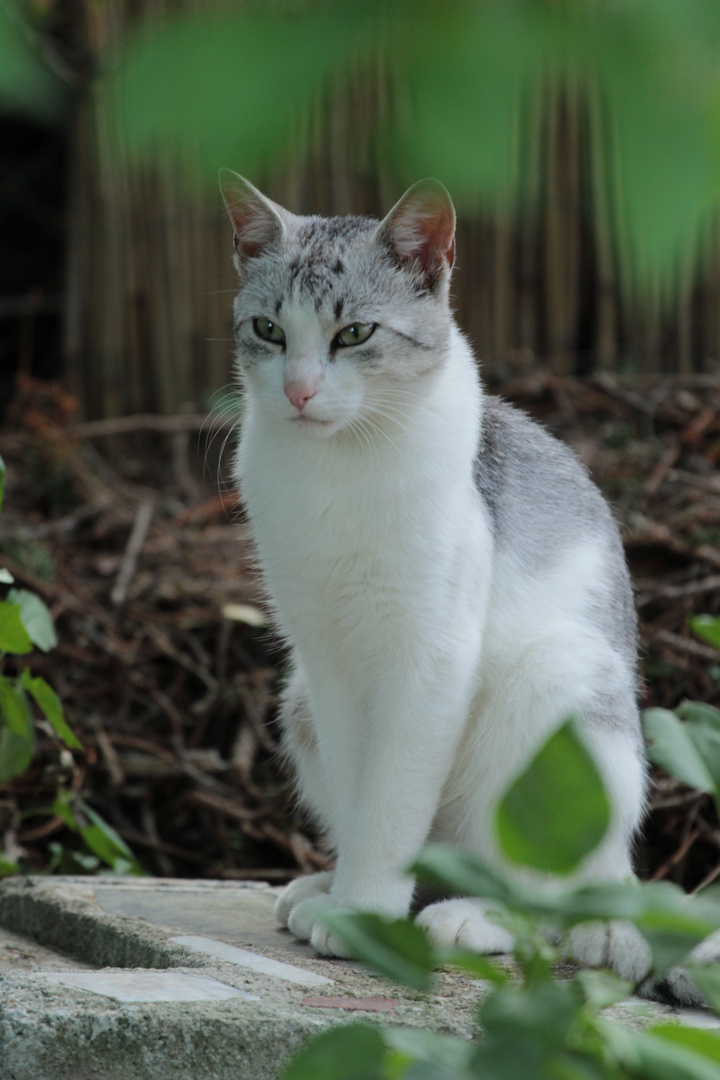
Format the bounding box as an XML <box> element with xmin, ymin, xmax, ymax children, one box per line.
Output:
<box><xmin>219</xmin><ymin>170</ymin><xmax>286</xmax><ymax>273</ymax></box>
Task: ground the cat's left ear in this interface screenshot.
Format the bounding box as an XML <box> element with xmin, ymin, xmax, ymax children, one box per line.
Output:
<box><xmin>375</xmin><ymin>179</ymin><xmax>456</xmax><ymax>291</ymax></box>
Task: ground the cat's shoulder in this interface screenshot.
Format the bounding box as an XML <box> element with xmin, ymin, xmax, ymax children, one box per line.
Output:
<box><xmin>476</xmin><ymin>393</ymin><xmax>589</xmax><ymax>482</ymax></box>
<box><xmin>475</xmin><ymin>394</ymin><xmax>618</xmax><ymax>552</ymax></box>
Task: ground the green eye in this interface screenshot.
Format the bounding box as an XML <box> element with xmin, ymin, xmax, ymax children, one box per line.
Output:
<box><xmin>253</xmin><ymin>317</ymin><xmax>286</xmax><ymax>344</ymax></box>
<box><xmin>335</xmin><ymin>322</ymin><xmax>376</xmax><ymax>348</ymax></box>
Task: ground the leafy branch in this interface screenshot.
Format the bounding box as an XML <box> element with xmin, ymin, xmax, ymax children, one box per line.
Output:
<box><xmin>281</xmin><ymin>716</ymin><xmax>720</xmax><ymax>1080</ymax></box>
<box><xmin>0</xmin><ymin>455</ymin><xmax>141</xmax><ymax>877</ymax></box>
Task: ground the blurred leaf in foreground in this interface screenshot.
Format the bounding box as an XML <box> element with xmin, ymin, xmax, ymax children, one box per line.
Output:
<box><xmin>495</xmin><ymin>719</ymin><xmax>610</xmax><ymax>875</ymax></box>
<box><xmin>0</xmin><ymin>0</ymin><xmax>64</xmax><ymax>119</ymax></box>
<box><xmin>106</xmin><ymin>0</ymin><xmax>720</xmax><ymax>290</ymax></box>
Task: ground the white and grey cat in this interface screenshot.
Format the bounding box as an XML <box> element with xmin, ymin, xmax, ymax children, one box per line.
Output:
<box><xmin>220</xmin><ymin>172</ymin><xmax>700</xmax><ymax>1002</ymax></box>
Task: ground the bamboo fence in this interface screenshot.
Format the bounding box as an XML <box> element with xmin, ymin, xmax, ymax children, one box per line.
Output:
<box><xmin>63</xmin><ymin>1</ymin><xmax>720</xmax><ymax>420</ymax></box>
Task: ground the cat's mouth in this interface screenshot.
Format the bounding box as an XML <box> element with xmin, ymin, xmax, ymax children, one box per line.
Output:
<box><xmin>290</xmin><ymin>414</ymin><xmax>333</xmax><ymax>429</ymax></box>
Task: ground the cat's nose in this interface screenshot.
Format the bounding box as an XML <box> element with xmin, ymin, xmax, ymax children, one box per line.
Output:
<box><xmin>284</xmin><ymin>381</ymin><xmax>318</xmax><ymax>411</ymax></box>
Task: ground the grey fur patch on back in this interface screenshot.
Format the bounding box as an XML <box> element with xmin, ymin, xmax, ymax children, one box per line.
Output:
<box><xmin>475</xmin><ymin>396</ymin><xmax>638</xmax><ymax>688</ymax></box>
<box><xmin>476</xmin><ymin>397</ymin><xmax>620</xmax><ymax>566</ymax></box>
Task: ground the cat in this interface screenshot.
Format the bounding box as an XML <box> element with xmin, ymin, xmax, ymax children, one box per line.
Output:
<box><xmin>219</xmin><ymin>170</ymin><xmax>693</xmax><ymax>1001</ymax></box>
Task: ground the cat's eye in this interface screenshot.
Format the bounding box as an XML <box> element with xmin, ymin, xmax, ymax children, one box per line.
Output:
<box><xmin>253</xmin><ymin>317</ymin><xmax>286</xmax><ymax>344</ymax></box>
<box><xmin>334</xmin><ymin>322</ymin><xmax>376</xmax><ymax>348</ymax></box>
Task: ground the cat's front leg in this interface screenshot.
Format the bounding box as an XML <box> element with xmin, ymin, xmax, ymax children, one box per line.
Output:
<box><xmin>294</xmin><ymin>650</ymin><xmax>480</xmax><ymax>957</ymax></box>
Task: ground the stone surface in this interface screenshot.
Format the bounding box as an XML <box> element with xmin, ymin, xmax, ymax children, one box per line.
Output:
<box><xmin>38</xmin><ymin>970</ymin><xmax>259</xmax><ymax>1003</ymax></box>
<box><xmin>0</xmin><ymin>874</ymin><xmax>713</xmax><ymax>1080</ymax></box>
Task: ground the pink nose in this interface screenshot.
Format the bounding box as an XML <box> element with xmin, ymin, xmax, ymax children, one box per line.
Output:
<box><xmin>284</xmin><ymin>382</ymin><xmax>317</xmax><ymax>411</ymax></box>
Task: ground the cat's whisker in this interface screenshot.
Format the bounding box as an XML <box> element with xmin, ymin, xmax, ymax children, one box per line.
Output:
<box><xmin>215</xmin><ymin>419</ymin><xmax>242</xmax><ymax>512</ymax></box>
<box><xmin>358</xmin><ymin>412</ymin><xmax>402</xmax><ymax>453</ymax></box>
<box><xmin>202</xmin><ymin>409</ymin><xmax>241</xmax><ymax>487</ymax></box>
<box><xmin>347</xmin><ymin>415</ymin><xmax>376</xmax><ymax>455</ymax></box>
<box><xmin>363</xmin><ymin>400</ymin><xmax>412</xmax><ymax>428</ymax></box>
<box><xmin>362</xmin><ymin>400</ymin><xmax>413</xmax><ymax>438</ymax></box>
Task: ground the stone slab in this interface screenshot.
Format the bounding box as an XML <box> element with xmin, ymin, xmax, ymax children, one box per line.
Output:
<box><xmin>171</xmin><ymin>934</ymin><xmax>334</xmax><ymax>987</ymax></box>
<box><xmin>0</xmin><ymin>875</ymin><xmax>712</xmax><ymax>1080</ymax></box>
<box><xmin>38</xmin><ymin>970</ymin><xmax>260</xmax><ymax>1003</ymax></box>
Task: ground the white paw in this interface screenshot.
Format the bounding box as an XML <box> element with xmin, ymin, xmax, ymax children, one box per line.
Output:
<box><xmin>567</xmin><ymin>920</ymin><xmax>651</xmax><ymax>984</ymax></box>
<box><xmin>285</xmin><ymin>893</ymin><xmax>354</xmax><ymax>957</ymax></box>
<box><xmin>416</xmin><ymin>898</ymin><xmax>515</xmax><ymax>953</ymax></box>
<box><xmin>274</xmin><ymin>871</ymin><xmax>334</xmax><ymax>929</ymax></box>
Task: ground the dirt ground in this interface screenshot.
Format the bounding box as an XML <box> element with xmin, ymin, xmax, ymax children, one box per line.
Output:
<box><xmin>1</xmin><ymin>369</ymin><xmax>720</xmax><ymax>893</ymax></box>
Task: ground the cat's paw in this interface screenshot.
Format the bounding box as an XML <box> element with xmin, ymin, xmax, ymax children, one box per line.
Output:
<box><xmin>285</xmin><ymin>893</ymin><xmax>354</xmax><ymax>958</ymax></box>
<box><xmin>274</xmin><ymin>871</ymin><xmax>334</xmax><ymax>929</ymax></box>
<box><xmin>416</xmin><ymin>898</ymin><xmax>515</xmax><ymax>953</ymax></box>
<box><xmin>567</xmin><ymin>920</ymin><xmax>651</xmax><ymax>984</ymax></box>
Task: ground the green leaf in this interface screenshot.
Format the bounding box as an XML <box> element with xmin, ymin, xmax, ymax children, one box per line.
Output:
<box><xmin>0</xmin><ymin>675</ymin><xmax>30</xmax><ymax>737</ymax></box>
<box><xmin>0</xmin><ymin>1</ymin><xmax>62</xmax><ymax>120</ymax></box>
<box><xmin>52</xmin><ymin>792</ymin><xmax>78</xmax><ymax>831</ymax></box>
<box><xmin>312</xmin><ymin>909</ymin><xmax>433</xmax><ymax>992</ymax></box>
<box><xmin>413</xmin><ymin>845</ymin><xmax>720</xmax><ymax>976</ymax></box>
<box><xmin>479</xmin><ymin>980</ymin><xmax>582</xmax><ymax>1047</ymax></box>
<box><xmin>411</xmin><ymin>845</ymin><xmax>513</xmax><ymax>904</ymax></box>
<box><xmin>547</xmin><ymin>1055</ymin><xmax>618</xmax><ymax>1080</ymax></box>
<box><xmin>691</xmin><ymin>616</ymin><xmax>720</xmax><ymax>652</ymax></box>
<box><xmin>0</xmin><ymin>723</ymin><xmax>34</xmax><ymax>782</ymax></box>
<box><xmin>20</xmin><ymin>670</ymin><xmax>82</xmax><ymax>749</ymax></box>
<box><xmin>470</xmin><ymin>1034</ymin><xmax>548</xmax><ymax>1080</ymax></box>
<box><xmin>0</xmin><ymin>601</ymin><xmax>33</xmax><ymax>654</ymax></box>
<box><xmin>79</xmin><ymin>802</ymin><xmax>142</xmax><ymax>874</ymax></box>
<box><xmin>676</xmin><ymin>700</ymin><xmax>720</xmax><ymax>732</ymax></box>
<box><xmin>279</xmin><ymin>1024</ymin><xmax>387</xmax><ymax>1080</ymax></box>
<box><xmin>495</xmin><ymin>720</ymin><xmax>610</xmax><ymax>875</ymax></box>
<box><xmin>604</xmin><ymin>1022</ymin><xmax>720</xmax><ymax>1080</ymax></box>
<box><xmin>575</xmin><ymin>968</ymin><xmax>633</xmax><ymax>1010</ymax></box>
<box><xmin>398</xmin><ymin>6</ymin><xmax>537</xmax><ymax>207</ymax></box>
<box><xmin>7</xmin><ymin>589</ymin><xmax>56</xmax><ymax>652</ymax></box>
<box><xmin>684</xmin><ymin>962</ymin><xmax>720</xmax><ymax>1016</ymax></box>
<box><xmin>643</xmin><ymin>708</ymin><xmax>718</xmax><ymax>795</ymax></box>
<box><xmin>111</xmin><ymin>5</ymin><xmax>372</xmax><ymax>186</ymax></box>
<box><xmin>401</xmin><ymin>1064</ymin><xmax>465</xmax><ymax>1080</ymax></box>
<box><xmin>0</xmin><ymin>856</ymin><xmax>18</xmax><ymax>878</ymax></box>
<box><xmin>436</xmin><ymin>947</ymin><xmax>508</xmax><ymax>984</ymax></box>
<box><xmin>383</xmin><ymin>1029</ymin><xmax>475</xmax><ymax>1074</ymax></box>
<box><xmin>649</xmin><ymin>1024</ymin><xmax>720</xmax><ymax>1064</ymax></box>
<box><xmin>640</xmin><ymin>925</ymin><xmax>709</xmax><ymax>979</ymax></box>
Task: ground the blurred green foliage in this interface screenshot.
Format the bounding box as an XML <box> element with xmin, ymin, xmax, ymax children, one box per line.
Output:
<box><xmin>279</xmin><ymin>718</ymin><xmax>720</xmax><ymax>1080</ymax></box>
<box><xmin>4</xmin><ymin>0</ymin><xmax>720</xmax><ymax>289</ymax></box>
<box><xmin>104</xmin><ymin>0</ymin><xmax>720</xmax><ymax>289</ymax></box>
<box><xmin>0</xmin><ymin>456</ymin><xmax>141</xmax><ymax>877</ymax></box>
<box><xmin>0</xmin><ymin>0</ymin><xmax>63</xmax><ymax>119</ymax></box>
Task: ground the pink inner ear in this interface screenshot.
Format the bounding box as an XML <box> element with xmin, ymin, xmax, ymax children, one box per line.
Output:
<box><xmin>228</xmin><ymin>199</ymin><xmax>281</xmax><ymax>260</ymax></box>
<box><xmin>220</xmin><ymin>174</ymin><xmax>283</xmax><ymax>262</ymax></box>
<box><xmin>412</xmin><ymin>210</ymin><xmax>455</xmax><ymax>276</ymax></box>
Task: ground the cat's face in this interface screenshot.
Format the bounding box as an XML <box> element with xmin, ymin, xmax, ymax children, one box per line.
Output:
<box><xmin>221</xmin><ymin>174</ymin><xmax>457</xmax><ymax>440</ymax></box>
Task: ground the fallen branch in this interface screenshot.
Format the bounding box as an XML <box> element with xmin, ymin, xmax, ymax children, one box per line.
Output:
<box><xmin>111</xmin><ymin>497</ymin><xmax>155</xmax><ymax>606</ymax></box>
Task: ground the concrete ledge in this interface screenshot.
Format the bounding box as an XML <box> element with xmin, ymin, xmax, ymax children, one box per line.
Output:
<box><xmin>0</xmin><ymin>877</ymin><xmax>197</xmax><ymax>970</ymax></box>
<box><xmin>2</xmin><ymin>984</ymin><xmax>321</xmax><ymax>1080</ymax></box>
<box><xmin>1</xmin><ymin>875</ymin><xmax>715</xmax><ymax>1080</ymax></box>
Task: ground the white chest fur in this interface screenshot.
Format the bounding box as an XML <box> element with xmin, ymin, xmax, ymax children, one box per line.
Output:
<box><xmin>236</xmin><ymin>334</ymin><xmax>489</xmax><ymax>671</ymax></box>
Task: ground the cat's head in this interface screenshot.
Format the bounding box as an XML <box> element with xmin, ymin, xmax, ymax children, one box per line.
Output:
<box><xmin>220</xmin><ymin>171</ymin><xmax>456</xmax><ymax>440</ymax></box>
